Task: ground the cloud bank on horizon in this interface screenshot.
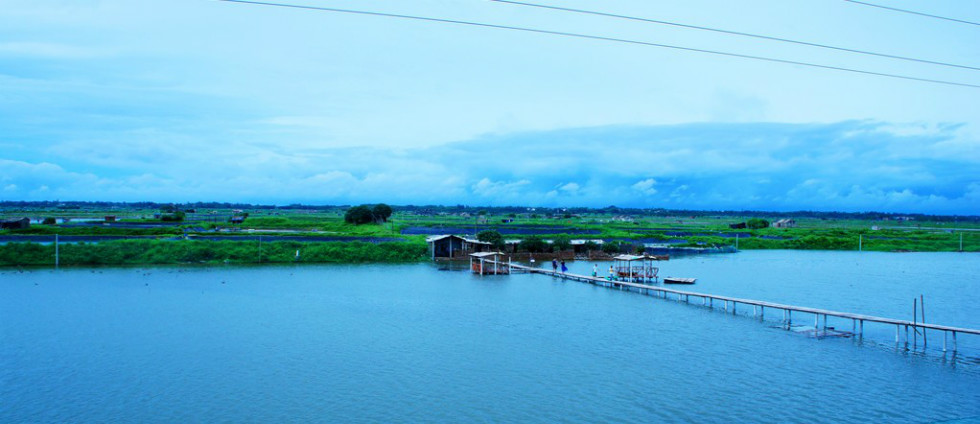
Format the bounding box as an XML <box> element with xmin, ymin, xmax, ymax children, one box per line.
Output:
<box><xmin>1</xmin><ymin>0</ymin><xmax>978</xmax><ymax>214</ymax></box>
<box><xmin>2</xmin><ymin>121</ymin><xmax>977</xmax><ymax>214</ymax></box>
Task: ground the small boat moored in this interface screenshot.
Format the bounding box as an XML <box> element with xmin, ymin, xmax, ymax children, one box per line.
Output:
<box><xmin>664</xmin><ymin>277</ymin><xmax>697</xmax><ymax>285</ymax></box>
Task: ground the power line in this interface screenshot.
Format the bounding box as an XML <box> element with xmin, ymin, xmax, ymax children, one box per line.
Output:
<box><xmin>491</xmin><ymin>0</ymin><xmax>980</xmax><ymax>72</ymax></box>
<box><xmin>215</xmin><ymin>0</ymin><xmax>980</xmax><ymax>89</ymax></box>
<box><xmin>842</xmin><ymin>0</ymin><xmax>980</xmax><ymax>27</ymax></box>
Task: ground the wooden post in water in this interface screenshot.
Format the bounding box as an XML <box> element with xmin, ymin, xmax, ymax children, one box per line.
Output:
<box><xmin>859</xmin><ymin>234</ymin><xmax>862</xmax><ymax>252</ymax></box>
<box><xmin>913</xmin><ymin>298</ymin><xmax>918</xmax><ymax>347</ymax></box>
<box><xmin>54</xmin><ymin>234</ymin><xmax>59</xmax><ymax>269</ymax></box>
<box><xmin>921</xmin><ymin>294</ymin><xmax>927</xmax><ymax>346</ymax></box>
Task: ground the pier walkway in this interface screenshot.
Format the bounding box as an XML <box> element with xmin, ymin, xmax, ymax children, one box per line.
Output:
<box><xmin>501</xmin><ymin>262</ymin><xmax>980</xmax><ymax>353</ymax></box>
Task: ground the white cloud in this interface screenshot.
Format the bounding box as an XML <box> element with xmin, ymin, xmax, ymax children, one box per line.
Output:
<box><xmin>558</xmin><ymin>182</ymin><xmax>580</xmax><ymax>193</ymax></box>
<box><xmin>632</xmin><ymin>179</ymin><xmax>658</xmax><ymax>195</ymax></box>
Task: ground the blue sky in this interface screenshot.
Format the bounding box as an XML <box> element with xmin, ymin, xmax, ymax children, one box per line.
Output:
<box><xmin>0</xmin><ymin>0</ymin><xmax>978</xmax><ymax>214</ymax></box>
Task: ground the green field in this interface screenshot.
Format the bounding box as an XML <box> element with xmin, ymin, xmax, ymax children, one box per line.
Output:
<box><xmin>1</xmin><ymin>204</ymin><xmax>977</xmax><ymax>266</ymax></box>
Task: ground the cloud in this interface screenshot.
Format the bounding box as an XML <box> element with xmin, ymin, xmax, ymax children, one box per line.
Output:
<box><xmin>632</xmin><ymin>179</ymin><xmax>658</xmax><ymax>195</ymax></box>
<box><xmin>1</xmin><ymin>121</ymin><xmax>977</xmax><ymax>214</ymax></box>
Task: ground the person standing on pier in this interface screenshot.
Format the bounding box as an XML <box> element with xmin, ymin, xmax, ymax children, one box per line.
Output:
<box><xmin>609</xmin><ymin>265</ymin><xmax>615</xmax><ymax>281</ymax></box>
<box><xmin>560</xmin><ymin>260</ymin><xmax>567</xmax><ymax>273</ymax></box>
<box><xmin>592</xmin><ymin>264</ymin><xmax>598</xmax><ymax>277</ymax></box>
<box><xmin>552</xmin><ymin>259</ymin><xmax>558</xmax><ymax>272</ymax></box>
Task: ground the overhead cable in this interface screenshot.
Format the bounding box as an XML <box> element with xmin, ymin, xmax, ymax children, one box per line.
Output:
<box><xmin>842</xmin><ymin>0</ymin><xmax>980</xmax><ymax>27</ymax></box>
<box><xmin>490</xmin><ymin>0</ymin><xmax>980</xmax><ymax>72</ymax></box>
<box><xmin>215</xmin><ymin>0</ymin><xmax>980</xmax><ymax>89</ymax></box>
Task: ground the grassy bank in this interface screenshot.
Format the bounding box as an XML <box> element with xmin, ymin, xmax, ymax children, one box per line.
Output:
<box><xmin>0</xmin><ymin>239</ymin><xmax>428</xmax><ymax>267</ymax></box>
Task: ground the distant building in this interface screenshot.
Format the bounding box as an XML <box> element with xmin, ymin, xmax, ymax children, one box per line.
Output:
<box><xmin>0</xmin><ymin>217</ymin><xmax>31</xmax><ymax>230</ymax></box>
<box><xmin>772</xmin><ymin>219</ymin><xmax>797</xmax><ymax>228</ymax></box>
<box><xmin>104</xmin><ymin>215</ymin><xmax>116</xmax><ymax>222</ymax></box>
<box><xmin>426</xmin><ymin>235</ymin><xmax>491</xmax><ymax>259</ymax></box>
<box><xmin>230</xmin><ymin>216</ymin><xmax>245</xmax><ymax>224</ymax></box>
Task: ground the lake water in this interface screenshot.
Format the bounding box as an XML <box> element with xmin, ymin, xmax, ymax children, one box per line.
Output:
<box><xmin>2</xmin><ymin>251</ymin><xmax>979</xmax><ymax>423</ymax></box>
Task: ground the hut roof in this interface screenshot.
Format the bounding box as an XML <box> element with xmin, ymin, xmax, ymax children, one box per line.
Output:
<box><xmin>613</xmin><ymin>254</ymin><xmax>647</xmax><ymax>261</ymax></box>
<box><xmin>469</xmin><ymin>251</ymin><xmax>505</xmax><ymax>258</ymax></box>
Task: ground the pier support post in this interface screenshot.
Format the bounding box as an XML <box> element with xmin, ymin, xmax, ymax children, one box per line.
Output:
<box><xmin>724</xmin><ymin>301</ymin><xmax>728</xmax><ymax>312</ymax></box>
<box><xmin>732</xmin><ymin>303</ymin><xmax>736</xmax><ymax>314</ymax></box>
<box><xmin>815</xmin><ymin>314</ymin><xmax>819</xmax><ymax>330</ymax></box>
<box><xmin>943</xmin><ymin>331</ymin><xmax>947</xmax><ymax>352</ymax></box>
<box><xmin>896</xmin><ymin>326</ymin><xmax>900</xmax><ymax>344</ymax></box>
<box><xmin>754</xmin><ymin>306</ymin><xmax>757</xmax><ymax>317</ymax></box>
<box><xmin>859</xmin><ymin>320</ymin><xmax>863</xmax><ymax>337</ymax></box>
<box><xmin>760</xmin><ymin>306</ymin><xmax>764</xmax><ymax>320</ymax></box>
<box><xmin>953</xmin><ymin>331</ymin><xmax>957</xmax><ymax>352</ymax></box>
<box><xmin>788</xmin><ymin>310</ymin><xmax>792</xmax><ymax>326</ymax></box>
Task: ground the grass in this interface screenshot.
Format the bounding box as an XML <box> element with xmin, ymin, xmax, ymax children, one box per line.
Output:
<box><xmin>1</xmin><ymin>210</ymin><xmax>977</xmax><ymax>268</ymax></box>
<box><xmin>0</xmin><ymin>239</ymin><xmax>428</xmax><ymax>267</ymax></box>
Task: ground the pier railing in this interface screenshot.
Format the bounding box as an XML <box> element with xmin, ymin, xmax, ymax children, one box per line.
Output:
<box><xmin>496</xmin><ymin>262</ymin><xmax>979</xmax><ymax>353</ymax></box>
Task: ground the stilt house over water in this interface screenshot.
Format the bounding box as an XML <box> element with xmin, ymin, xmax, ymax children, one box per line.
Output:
<box><xmin>427</xmin><ymin>235</ymin><xmax>492</xmax><ymax>260</ymax></box>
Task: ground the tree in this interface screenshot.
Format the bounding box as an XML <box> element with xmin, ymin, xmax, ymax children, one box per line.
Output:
<box><xmin>344</xmin><ymin>205</ymin><xmax>374</xmax><ymax>225</ymax></box>
<box><xmin>42</xmin><ymin>217</ymin><xmax>56</xmax><ymax>225</ymax></box>
<box><xmin>372</xmin><ymin>204</ymin><xmax>393</xmax><ymax>223</ymax></box>
<box><xmin>476</xmin><ymin>229</ymin><xmax>505</xmax><ymax>250</ymax></box>
<box><xmin>582</xmin><ymin>240</ymin><xmax>600</xmax><ymax>252</ymax></box>
<box><xmin>518</xmin><ymin>235</ymin><xmax>548</xmax><ymax>253</ymax></box>
<box><xmin>553</xmin><ymin>234</ymin><xmax>572</xmax><ymax>252</ymax></box>
<box><xmin>747</xmin><ymin>218</ymin><xmax>770</xmax><ymax>229</ymax></box>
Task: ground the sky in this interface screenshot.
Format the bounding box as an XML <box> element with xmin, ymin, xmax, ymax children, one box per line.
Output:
<box><xmin>0</xmin><ymin>0</ymin><xmax>978</xmax><ymax>214</ymax></box>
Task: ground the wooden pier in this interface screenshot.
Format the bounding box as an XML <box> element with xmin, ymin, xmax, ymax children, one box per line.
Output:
<box><xmin>500</xmin><ymin>262</ymin><xmax>980</xmax><ymax>353</ymax></box>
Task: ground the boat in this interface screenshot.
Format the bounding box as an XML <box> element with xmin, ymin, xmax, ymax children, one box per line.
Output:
<box><xmin>663</xmin><ymin>277</ymin><xmax>696</xmax><ymax>285</ymax></box>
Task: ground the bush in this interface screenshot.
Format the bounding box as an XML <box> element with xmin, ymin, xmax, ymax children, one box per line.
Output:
<box><xmin>344</xmin><ymin>205</ymin><xmax>374</xmax><ymax>225</ymax></box>
<box><xmin>601</xmin><ymin>241</ymin><xmax>624</xmax><ymax>254</ymax></box>
<box><xmin>372</xmin><ymin>204</ymin><xmax>393</xmax><ymax>223</ymax></box>
<box><xmin>518</xmin><ymin>235</ymin><xmax>548</xmax><ymax>253</ymax></box>
<box><xmin>476</xmin><ymin>230</ymin><xmax>505</xmax><ymax>250</ymax></box>
<box><xmin>747</xmin><ymin>218</ymin><xmax>769</xmax><ymax>229</ymax></box>
<box><xmin>552</xmin><ymin>234</ymin><xmax>571</xmax><ymax>252</ymax></box>
<box><xmin>42</xmin><ymin>217</ymin><xmax>56</xmax><ymax>225</ymax></box>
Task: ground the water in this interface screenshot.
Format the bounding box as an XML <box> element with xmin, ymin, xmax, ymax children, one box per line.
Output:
<box><xmin>2</xmin><ymin>251</ymin><xmax>979</xmax><ymax>423</ymax></box>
